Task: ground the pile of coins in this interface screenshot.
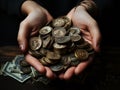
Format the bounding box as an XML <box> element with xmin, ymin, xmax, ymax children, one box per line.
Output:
<box><xmin>28</xmin><ymin>16</ymin><xmax>94</xmax><ymax>73</ymax></box>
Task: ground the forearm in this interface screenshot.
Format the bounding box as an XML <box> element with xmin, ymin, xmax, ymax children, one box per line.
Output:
<box><xmin>21</xmin><ymin>0</ymin><xmax>50</xmax><ymax>18</ymax></box>
<box><xmin>21</xmin><ymin>0</ymin><xmax>42</xmax><ymax>15</ymax></box>
<box><xmin>77</xmin><ymin>0</ymin><xmax>98</xmax><ymax>17</ymax></box>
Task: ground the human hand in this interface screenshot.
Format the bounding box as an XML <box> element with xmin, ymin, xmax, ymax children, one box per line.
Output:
<box><xmin>59</xmin><ymin>6</ymin><xmax>101</xmax><ymax>80</ymax></box>
<box><xmin>17</xmin><ymin>1</ymin><xmax>56</xmax><ymax>79</ymax></box>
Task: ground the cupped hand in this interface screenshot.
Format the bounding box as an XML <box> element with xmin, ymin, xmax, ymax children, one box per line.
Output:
<box><xmin>59</xmin><ymin>6</ymin><xmax>101</xmax><ymax>80</ymax></box>
<box><xmin>17</xmin><ymin>1</ymin><xmax>56</xmax><ymax>79</ymax></box>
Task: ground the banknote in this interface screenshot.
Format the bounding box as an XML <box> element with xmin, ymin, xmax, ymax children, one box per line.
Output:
<box><xmin>0</xmin><ymin>64</ymin><xmax>4</xmax><ymax>75</ymax></box>
<box><xmin>2</xmin><ymin>55</ymin><xmax>31</xmax><ymax>83</ymax></box>
<box><xmin>30</xmin><ymin>67</ymin><xmax>51</xmax><ymax>84</ymax></box>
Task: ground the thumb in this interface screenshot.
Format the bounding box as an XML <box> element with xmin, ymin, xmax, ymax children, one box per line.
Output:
<box><xmin>17</xmin><ymin>21</ymin><xmax>30</xmax><ymax>52</ymax></box>
<box><xmin>88</xmin><ymin>21</ymin><xmax>101</xmax><ymax>52</ymax></box>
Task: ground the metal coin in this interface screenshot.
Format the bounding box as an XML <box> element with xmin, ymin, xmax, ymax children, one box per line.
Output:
<box><xmin>39</xmin><ymin>26</ymin><xmax>52</xmax><ymax>35</ymax></box>
<box><xmin>39</xmin><ymin>48</ymin><xmax>47</xmax><ymax>56</ymax></box>
<box><xmin>77</xmin><ymin>41</ymin><xmax>89</xmax><ymax>49</ymax></box>
<box><xmin>61</xmin><ymin>16</ymin><xmax>72</xmax><ymax>29</ymax></box>
<box><xmin>47</xmin><ymin>36</ymin><xmax>54</xmax><ymax>49</ymax></box>
<box><xmin>20</xmin><ymin>60</ymin><xmax>30</xmax><ymax>67</ymax></box>
<box><xmin>53</xmin><ymin>43</ymin><xmax>67</xmax><ymax>55</ymax></box>
<box><xmin>61</xmin><ymin>56</ymin><xmax>71</xmax><ymax>66</ymax></box>
<box><xmin>44</xmin><ymin>57</ymin><xmax>58</xmax><ymax>65</ymax></box>
<box><xmin>28</xmin><ymin>49</ymin><xmax>42</xmax><ymax>58</ymax></box>
<box><xmin>50</xmin><ymin>63</ymin><xmax>64</xmax><ymax>72</ymax></box>
<box><xmin>52</xmin><ymin>17</ymin><xmax>65</xmax><ymax>27</ymax></box>
<box><xmin>75</xmin><ymin>49</ymin><xmax>89</xmax><ymax>61</ymax></box>
<box><xmin>29</xmin><ymin>37</ymin><xmax>42</xmax><ymax>51</ymax></box>
<box><xmin>46</xmin><ymin>51</ymin><xmax>61</xmax><ymax>61</ymax></box>
<box><xmin>53</xmin><ymin>43</ymin><xmax>66</xmax><ymax>49</ymax></box>
<box><xmin>42</xmin><ymin>36</ymin><xmax>51</xmax><ymax>48</ymax></box>
<box><xmin>39</xmin><ymin>57</ymin><xmax>49</xmax><ymax>66</ymax></box>
<box><xmin>71</xmin><ymin>34</ymin><xmax>82</xmax><ymax>44</ymax></box>
<box><xmin>69</xmin><ymin>27</ymin><xmax>81</xmax><ymax>35</ymax></box>
<box><xmin>21</xmin><ymin>67</ymin><xmax>32</xmax><ymax>74</ymax></box>
<box><xmin>68</xmin><ymin>54</ymin><xmax>80</xmax><ymax>66</ymax></box>
<box><xmin>52</xmin><ymin>27</ymin><xmax>66</xmax><ymax>38</ymax></box>
<box><xmin>55</xmin><ymin>36</ymin><xmax>71</xmax><ymax>44</ymax></box>
<box><xmin>85</xmin><ymin>44</ymin><xmax>94</xmax><ymax>53</ymax></box>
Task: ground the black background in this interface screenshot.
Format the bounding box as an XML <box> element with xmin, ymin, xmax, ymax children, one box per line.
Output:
<box><xmin>0</xmin><ymin>0</ymin><xmax>120</xmax><ymax>90</ymax></box>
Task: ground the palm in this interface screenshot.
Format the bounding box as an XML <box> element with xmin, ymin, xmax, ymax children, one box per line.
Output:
<box><xmin>59</xmin><ymin>6</ymin><xmax>101</xmax><ymax>80</ymax></box>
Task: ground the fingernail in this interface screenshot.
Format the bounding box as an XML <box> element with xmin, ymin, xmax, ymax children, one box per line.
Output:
<box><xmin>20</xmin><ymin>44</ymin><xmax>24</xmax><ymax>51</ymax></box>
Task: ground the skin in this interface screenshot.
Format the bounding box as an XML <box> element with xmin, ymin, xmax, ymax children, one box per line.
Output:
<box><xmin>59</xmin><ymin>6</ymin><xmax>101</xmax><ymax>80</ymax></box>
<box><xmin>17</xmin><ymin>1</ymin><xmax>101</xmax><ymax>80</ymax></box>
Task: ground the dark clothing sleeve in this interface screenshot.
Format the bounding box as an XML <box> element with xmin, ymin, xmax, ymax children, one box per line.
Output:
<box><xmin>0</xmin><ymin>0</ymin><xmax>25</xmax><ymax>15</ymax></box>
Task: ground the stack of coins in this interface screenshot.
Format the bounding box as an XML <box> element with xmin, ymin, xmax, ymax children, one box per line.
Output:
<box><xmin>28</xmin><ymin>16</ymin><xmax>95</xmax><ymax>73</ymax></box>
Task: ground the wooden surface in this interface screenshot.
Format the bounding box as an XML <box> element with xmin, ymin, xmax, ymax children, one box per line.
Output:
<box><xmin>0</xmin><ymin>45</ymin><xmax>120</xmax><ymax>90</ymax></box>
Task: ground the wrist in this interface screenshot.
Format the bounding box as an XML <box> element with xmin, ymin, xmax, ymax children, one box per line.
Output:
<box><xmin>77</xmin><ymin>0</ymin><xmax>98</xmax><ymax>16</ymax></box>
<box><xmin>21</xmin><ymin>0</ymin><xmax>43</xmax><ymax>15</ymax></box>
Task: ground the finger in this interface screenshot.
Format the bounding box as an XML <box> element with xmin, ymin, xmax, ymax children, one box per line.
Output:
<box><xmin>45</xmin><ymin>67</ymin><xmax>56</xmax><ymax>79</ymax></box>
<box><xmin>81</xmin><ymin>29</ymin><xmax>91</xmax><ymax>36</ymax></box>
<box><xmin>17</xmin><ymin>21</ymin><xmax>30</xmax><ymax>52</ymax></box>
<box><xmin>59</xmin><ymin>73</ymin><xmax>64</xmax><ymax>80</ymax></box>
<box><xmin>25</xmin><ymin>54</ymin><xmax>46</xmax><ymax>74</ymax></box>
<box><xmin>75</xmin><ymin>57</ymin><xmax>93</xmax><ymax>75</ymax></box>
<box><xmin>88</xmin><ymin>21</ymin><xmax>101</xmax><ymax>52</ymax></box>
<box><xmin>63</xmin><ymin>67</ymin><xmax>75</xmax><ymax>80</ymax></box>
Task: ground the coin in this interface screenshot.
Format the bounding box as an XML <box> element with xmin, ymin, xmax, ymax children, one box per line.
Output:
<box><xmin>70</xmin><ymin>34</ymin><xmax>82</xmax><ymax>44</ymax></box>
<box><xmin>39</xmin><ymin>57</ymin><xmax>49</xmax><ymax>65</ymax></box>
<box><xmin>21</xmin><ymin>67</ymin><xmax>32</xmax><ymax>74</ymax></box>
<box><xmin>39</xmin><ymin>48</ymin><xmax>47</xmax><ymax>56</ymax></box>
<box><xmin>29</xmin><ymin>37</ymin><xmax>42</xmax><ymax>51</ymax></box>
<box><xmin>61</xmin><ymin>56</ymin><xmax>71</xmax><ymax>66</ymax></box>
<box><xmin>61</xmin><ymin>16</ymin><xmax>72</xmax><ymax>29</ymax></box>
<box><xmin>53</xmin><ymin>43</ymin><xmax>66</xmax><ymax>49</ymax></box>
<box><xmin>39</xmin><ymin>26</ymin><xmax>52</xmax><ymax>36</ymax></box>
<box><xmin>85</xmin><ymin>44</ymin><xmax>94</xmax><ymax>53</ymax></box>
<box><xmin>44</xmin><ymin>57</ymin><xmax>58</xmax><ymax>65</ymax></box>
<box><xmin>28</xmin><ymin>49</ymin><xmax>42</xmax><ymax>58</ymax></box>
<box><xmin>42</xmin><ymin>36</ymin><xmax>51</xmax><ymax>48</ymax></box>
<box><xmin>50</xmin><ymin>63</ymin><xmax>64</xmax><ymax>72</ymax></box>
<box><xmin>20</xmin><ymin>60</ymin><xmax>30</xmax><ymax>67</ymax></box>
<box><xmin>52</xmin><ymin>17</ymin><xmax>65</xmax><ymax>27</ymax></box>
<box><xmin>69</xmin><ymin>27</ymin><xmax>81</xmax><ymax>35</ymax></box>
<box><xmin>77</xmin><ymin>41</ymin><xmax>89</xmax><ymax>49</ymax></box>
<box><xmin>75</xmin><ymin>49</ymin><xmax>89</xmax><ymax>61</ymax></box>
<box><xmin>68</xmin><ymin>54</ymin><xmax>79</xmax><ymax>66</ymax></box>
<box><xmin>52</xmin><ymin>27</ymin><xmax>66</xmax><ymax>38</ymax></box>
<box><xmin>55</xmin><ymin>36</ymin><xmax>71</xmax><ymax>44</ymax></box>
<box><xmin>46</xmin><ymin>51</ymin><xmax>61</xmax><ymax>61</ymax></box>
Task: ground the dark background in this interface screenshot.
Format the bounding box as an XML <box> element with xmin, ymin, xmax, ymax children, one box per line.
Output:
<box><xmin>0</xmin><ymin>0</ymin><xmax>120</xmax><ymax>90</ymax></box>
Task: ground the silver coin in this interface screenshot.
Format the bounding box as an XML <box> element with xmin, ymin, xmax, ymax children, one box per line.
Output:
<box><xmin>53</xmin><ymin>43</ymin><xmax>66</xmax><ymax>49</ymax></box>
<box><xmin>39</xmin><ymin>26</ymin><xmax>52</xmax><ymax>35</ymax></box>
<box><xmin>52</xmin><ymin>17</ymin><xmax>65</xmax><ymax>27</ymax></box>
<box><xmin>55</xmin><ymin>36</ymin><xmax>71</xmax><ymax>44</ymax></box>
<box><xmin>52</xmin><ymin>27</ymin><xmax>66</xmax><ymax>38</ymax></box>
<box><xmin>29</xmin><ymin>37</ymin><xmax>42</xmax><ymax>51</ymax></box>
<box><xmin>42</xmin><ymin>36</ymin><xmax>51</xmax><ymax>48</ymax></box>
<box><xmin>69</xmin><ymin>27</ymin><xmax>81</xmax><ymax>35</ymax></box>
<box><xmin>70</xmin><ymin>34</ymin><xmax>82</xmax><ymax>44</ymax></box>
<box><xmin>50</xmin><ymin>63</ymin><xmax>64</xmax><ymax>72</ymax></box>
